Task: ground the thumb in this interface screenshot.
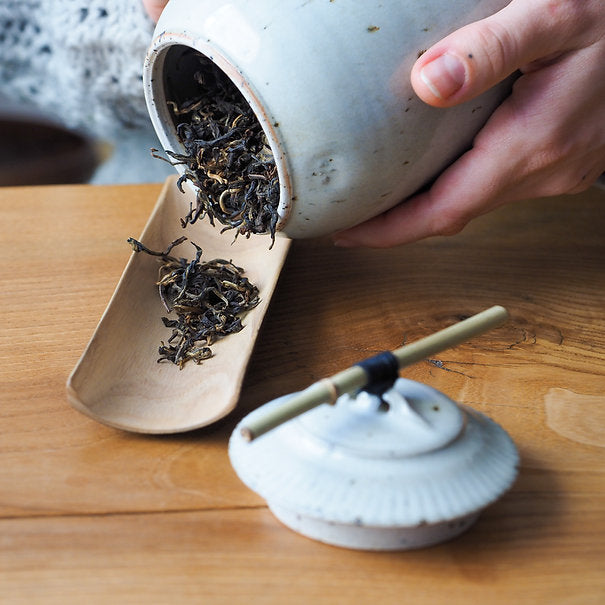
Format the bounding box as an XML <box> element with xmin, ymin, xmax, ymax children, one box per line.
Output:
<box><xmin>411</xmin><ymin>0</ymin><xmax>565</xmax><ymax>107</ymax></box>
<box><xmin>142</xmin><ymin>0</ymin><xmax>169</xmax><ymax>22</ymax></box>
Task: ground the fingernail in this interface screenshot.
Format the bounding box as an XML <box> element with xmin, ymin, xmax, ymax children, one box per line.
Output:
<box><xmin>420</xmin><ymin>53</ymin><xmax>466</xmax><ymax>100</ymax></box>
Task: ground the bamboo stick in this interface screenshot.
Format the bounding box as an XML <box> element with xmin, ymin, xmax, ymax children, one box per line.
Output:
<box><xmin>240</xmin><ymin>305</ymin><xmax>509</xmax><ymax>441</ymax></box>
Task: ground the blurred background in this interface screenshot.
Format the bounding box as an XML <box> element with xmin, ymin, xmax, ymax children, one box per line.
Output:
<box><xmin>0</xmin><ymin>2</ymin><xmax>173</xmax><ymax>187</ymax></box>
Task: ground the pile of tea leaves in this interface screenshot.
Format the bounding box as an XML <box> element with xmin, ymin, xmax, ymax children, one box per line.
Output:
<box><xmin>128</xmin><ymin>236</ymin><xmax>260</xmax><ymax>368</ymax></box>
<box><xmin>155</xmin><ymin>53</ymin><xmax>280</xmax><ymax>246</ymax></box>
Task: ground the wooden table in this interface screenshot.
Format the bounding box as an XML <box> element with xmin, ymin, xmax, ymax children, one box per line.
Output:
<box><xmin>1</xmin><ymin>182</ymin><xmax>604</xmax><ymax>604</ymax></box>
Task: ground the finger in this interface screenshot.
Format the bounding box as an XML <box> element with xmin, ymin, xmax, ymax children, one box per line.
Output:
<box><xmin>142</xmin><ymin>0</ymin><xmax>169</xmax><ymax>22</ymax></box>
<box><xmin>332</xmin><ymin>192</ymin><xmax>445</xmax><ymax>249</ymax></box>
<box><xmin>410</xmin><ymin>0</ymin><xmax>577</xmax><ymax>107</ymax></box>
<box><xmin>332</xmin><ymin>155</ymin><xmax>502</xmax><ymax>249</ymax></box>
<box><xmin>333</xmin><ymin>106</ymin><xmax>523</xmax><ymax>248</ymax></box>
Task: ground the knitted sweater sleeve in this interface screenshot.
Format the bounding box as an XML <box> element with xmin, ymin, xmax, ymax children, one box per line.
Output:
<box><xmin>0</xmin><ymin>0</ymin><xmax>156</xmax><ymax>139</ymax></box>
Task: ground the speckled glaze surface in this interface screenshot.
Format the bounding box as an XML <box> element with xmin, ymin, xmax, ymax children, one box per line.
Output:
<box><xmin>144</xmin><ymin>0</ymin><xmax>513</xmax><ymax>238</ymax></box>
<box><xmin>229</xmin><ymin>379</ymin><xmax>519</xmax><ymax>550</ymax></box>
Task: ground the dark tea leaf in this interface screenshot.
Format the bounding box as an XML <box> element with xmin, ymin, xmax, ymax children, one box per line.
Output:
<box><xmin>128</xmin><ymin>237</ymin><xmax>260</xmax><ymax>368</ymax></box>
<box><xmin>155</xmin><ymin>51</ymin><xmax>280</xmax><ymax>247</ymax></box>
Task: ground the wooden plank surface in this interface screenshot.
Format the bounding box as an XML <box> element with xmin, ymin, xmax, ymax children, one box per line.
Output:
<box><xmin>1</xmin><ymin>181</ymin><xmax>604</xmax><ymax>604</ymax></box>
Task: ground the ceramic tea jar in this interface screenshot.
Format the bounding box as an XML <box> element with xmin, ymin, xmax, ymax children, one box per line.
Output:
<box><xmin>229</xmin><ymin>378</ymin><xmax>519</xmax><ymax>550</ymax></box>
<box><xmin>144</xmin><ymin>0</ymin><xmax>513</xmax><ymax>239</ymax></box>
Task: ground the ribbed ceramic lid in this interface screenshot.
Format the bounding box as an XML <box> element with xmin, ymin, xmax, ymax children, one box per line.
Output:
<box><xmin>229</xmin><ymin>378</ymin><xmax>518</xmax><ymax>528</ymax></box>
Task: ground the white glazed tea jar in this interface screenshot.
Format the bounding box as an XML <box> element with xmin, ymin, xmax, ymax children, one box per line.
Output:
<box><xmin>144</xmin><ymin>0</ymin><xmax>513</xmax><ymax>239</ymax></box>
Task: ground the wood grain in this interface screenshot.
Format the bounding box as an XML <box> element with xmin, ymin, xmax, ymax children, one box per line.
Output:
<box><xmin>1</xmin><ymin>182</ymin><xmax>604</xmax><ymax>604</ymax></box>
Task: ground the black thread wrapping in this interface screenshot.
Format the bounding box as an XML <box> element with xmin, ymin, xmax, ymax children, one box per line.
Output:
<box><xmin>355</xmin><ymin>351</ymin><xmax>399</xmax><ymax>397</ymax></box>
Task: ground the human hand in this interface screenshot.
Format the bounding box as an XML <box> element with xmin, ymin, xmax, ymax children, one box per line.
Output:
<box><xmin>333</xmin><ymin>0</ymin><xmax>605</xmax><ymax>248</ymax></box>
<box><xmin>142</xmin><ymin>0</ymin><xmax>169</xmax><ymax>22</ymax></box>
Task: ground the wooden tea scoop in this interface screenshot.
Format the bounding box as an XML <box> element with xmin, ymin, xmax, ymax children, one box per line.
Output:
<box><xmin>240</xmin><ymin>305</ymin><xmax>509</xmax><ymax>441</ymax></box>
<box><xmin>67</xmin><ymin>177</ymin><xmax>290</xmax><ymax>433</ymax></box>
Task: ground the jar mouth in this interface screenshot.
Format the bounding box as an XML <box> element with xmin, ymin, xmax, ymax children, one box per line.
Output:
<box><xmin>144</xmin><ymin>39</ymin><xmax>292</xmax><ymax>238</ymax></box>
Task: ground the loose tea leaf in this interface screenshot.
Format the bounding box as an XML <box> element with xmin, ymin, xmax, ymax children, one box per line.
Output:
<box><xmin>155</xmin><ymin>50</ymin><xmax>280</xmax><ymax>246</ymax></box>
<box><xmin>128</xmin><ymin>236</ymin><xmax>260</xmax><ymax>368</ymax></box>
